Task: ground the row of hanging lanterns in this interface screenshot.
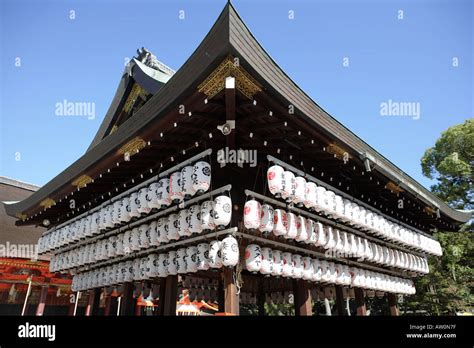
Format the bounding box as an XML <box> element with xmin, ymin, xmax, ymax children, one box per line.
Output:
<box><xmin>243</xmin><ymin>199</ymin><xmax>429</xmax><ymax>274</ymax></box>
<box><xmin>38</xmin><ymin>159</ymin><xmax>212</xmax><ymax>255</ymax></box>
<box><xmin>182</xmin><ymin>276</ymin><xmax>219</xmax><ymax>290</ymax></box>
<box><xmin>244</xmin><ymin>244</ymin><xmax>415</xmax><ymax>294</ymax></box>
<box><xmin>40</xmin><ymin>192</ymin><xmax>231</xmax><ymax>259</ymax></box>
<box><xmin>71</xmin><ymin>235</ymin><xmax>239</xmax><ymax>292</ymax></box>
<box><xmin>266</xmin><ymin>164</ymin><xmax>442</xmax><ymax>256</ymax></box>
<box><xmin>186</xmin><ymin>288</ymin><xmax>218</xmax><ymax>303</ymax></box>
<box><xmin>50</xmin><ymin>202</ymin><xmax>234</xmax><ymax>273</ymax></box>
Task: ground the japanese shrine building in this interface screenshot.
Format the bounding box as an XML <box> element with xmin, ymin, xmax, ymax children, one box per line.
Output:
<box><xmin>3</xmin><ymin>3</ymin><xmax>470</xmax><ymax>316</ymax></box>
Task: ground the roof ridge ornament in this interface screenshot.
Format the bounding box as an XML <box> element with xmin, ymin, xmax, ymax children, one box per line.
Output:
<box><xmin>136</xmin><ymin>47</ymin><xmax>175</xmax><ymax>76</ymax></box>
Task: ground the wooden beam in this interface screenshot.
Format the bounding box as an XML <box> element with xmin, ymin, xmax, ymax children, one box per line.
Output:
<box><xmin>163</xmin><ymin>275</ymin><xmax>178</xmax><ymax>316</ymax></box>
<box><xmin>35</xmin><ymin>286</ymin><xmax>49</xmax><ymax>316</ymax></box>
<box><xmin>354</xmin><ymin>288</ymin><xmax>367</xmax><ymax>316</ymax></box>
<box><xmin>225</xmin><ymin>76</ymin><xmax>236</xmax><ymax>150</ymax></box>
<box><xmin>293</xmin><ymin>279</ymin><xmax>312</xmax><ymax>316</ymax></box>
<box><xmin>388</xmin><ymin>293</ymin><xmax>400</xmax><ymax>316</ymax></box>
<box><xmin>335</xmin><ymin>285</ymin><xmax>346</xmax><ymax>316</ymax></box>
<box><xmin>223</xmin><ymin>267</ymin><xmax>239</xmax><ymax>315</ymax></box>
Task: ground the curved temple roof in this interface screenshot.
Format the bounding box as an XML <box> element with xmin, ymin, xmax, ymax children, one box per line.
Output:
<box><xmin>4</xmin><ymin>3</ymin><xmax>471</xmax><ymax>227</ymax></box>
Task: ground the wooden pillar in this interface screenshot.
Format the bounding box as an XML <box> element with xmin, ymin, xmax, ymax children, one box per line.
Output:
<box><xmin>217</xmin><ymin>278</ymin><xmax>225</xmax><ymax>313</ymax></box>
<box><xmin>35</xmin><ymin>286</ymin><xmax>49</xmax><ymax>316</ymax></box>
<box><xmin>334</xmin><ymin>285</ymin><xmax>346</xmax><ymax>316</ymax></box>
<box><xmin>388</xmin><ymin>293</ymin><xmax>400</xmax><ymax>316</ymax></box>
<box><xmin>104</xmin><ymin>295</ymin><xmax>118</xmax><ymax>316</ymax></box>
<box><xmin>163</xmin><ymin>275</ymin><xmax>178</xmax><ymax>316</ymax></box>
<box><xmin>354</xmin><ymin>288</ymin><xmax>367</xmax><ymax>316</ymax></box>
<box><xmin>67</xmin><ymin>299</ymin><xmax>75</xmax><ymax>316</ymax></box>
<box><xmin>293</xmin><ymin>279</ymin><xmax>312</xmax><ymax>316</ymax></box>
<box><xmin>257</xmin><ymin>277</ymin><xmax>265</xmax><ymax>316</ymax></box>
<box><xmin>156</xmin><ymin>279</ymin><xmax>167</xmax><ymax>316</ymax></box>
<box><xmin>120</xmin><ymin>282</ymin><xmax>135</xmax><ymax>316</ymax></box>
<box><xmin>85</xmin><ymin>289</ymin><xmax>100</xmax><ymax>316</ymax></box>
<box><xmin>223</xmin><ymin>267</ymin><xmax>239</xmax><ymax>315</ymax></box>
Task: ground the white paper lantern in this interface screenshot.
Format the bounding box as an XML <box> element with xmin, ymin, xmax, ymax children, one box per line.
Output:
<box><xmin>156</xmin><ymin>178</ymin><xmax>171</xmax><ymax>208</ymax></box>
<box><xmin>320</xmin><ymin>260</ymin><xmax>331</xmax><ymax>282</ymax></box>
<box><xmin>306</xmin><ymin>219</ymin><xmax>317</xmax><ymax>245</ymax></box>
<box><xmin>324</xmin><ymin>225</ymin><xmax>336</xmax><ymax>250</ymax></box>
<box><xmin>260</xmin><ymin>247</ymin><xmax>273</xmax><ymax>275</ymax></box>
<box><xmin>146</xmin><ymin>254</ymin><xmax>160</xmax><ymax>278</ymax></box>
<box><xmin>148</xmin><ymin>221</ymin><xmax>159</xmax><ymax>247</ymax></box>
<box><xmin>304</xmin><ymin>182</ymin><xmax>317</xmax><ymax>209</ymax></box>
<box><xmin>157</xmin><ymin>254</ymin><xmax>168</xmax><ymax>277</ymax></box>
<box><xmin>245</xmin><ymin>244</ymin><xmax>262</xmax><ymax>273</ymax></box>
<box><xmin>139</xmin><ymin>223</ymin><xmax>151</xmax><ymax>249</ymax></box>
<box><xmin>104</xmin><ymin>205</ymin><xmax>114</xmax><ymax>229</ymax></box>
<box><xmin>197</xmin><ymin>243</ymin><xmax>210</xmax><ymax>271</ymax></box>
<box><xmin>176</xmin><ymin>248</ymin><xmax>187</xmax><ymax>274</ymax></box>
<box><xmin>281</xmin><ymin>171</ymin><xmax>296</xmax><ymax>201</ymax></box>
<box><xmin>167</xmin><ymin>250</ymin><xmax>178</xmax><ymax>275</ymax></box>
<box><xmin>209</xmin><ymin>240</ymin><xmax>223</xmax><ymax>268</ymax></box>
<box><xmin>185</xmin><ymin>246</ymin><xmax>198</xmax><ymax>273</ymax></box>
<box><xmin>156</xmin><ymin>217</ymin><xmax>169</xmax><ymax>244</ymax></box>
<box><xmin>293</xmin><ymin>176</ymin><xmax>307</xmax><ymax>206</ymax></box>
<box><xmin>272</xmin><ymin>209</ymin><xmax>287</xmax><ymax>236</ymax></box>
<box><xmin>342</xmin><ymin>231</ymin><xmax>351</xmax><ymax>254</ymax></box>
<box><xmin>192</xmin><ymin>161</ymin><xmax>211</xmax><ymax>194</ymax></box>
<box><xmin>267</xmin><ymin>165</ymin><xmax>285</xmax><ymax>197</ymax></box>
<box><xmin>167</xmin><ymin>214</ymin><xmax>180</xmax><ymax>241</ymax></box>
<box><xmin>178</xmin><ymin>209</ymin><xmax>191</xmax><ymax>237</ymax></box>
<box><xmin>350</xmin><ymin>203</ymin><xmax>360</xmax><ymax>227</ymax></box>
<box><xmin>334</xmin><ymin>229</ymin><xmax>344</xmax><ymax>252</ymax></box>
<box><xmin>129</xmin><ymin>192</ymin><xmax>140</xmax><ymax>218</ymax></box>
<box><xmin>281</xmin><ymin>252</ymin><xmax>293</xmax><ymax>278</ymax></box>
<box><xmin>115</xmin><ymin>233</ymin><xmax>124</xmax><ymax>256</ymax></box>
<box><xmin>272</xmin><ymin>249</ymin><xmax>283</xmax><ymax>277</ymax></box>
<box><xmin>181</xmin><ymin>165</ymin><xmax>197</xmax><ymax>198</ymax></box>
<box><xmin>107</xmin><ymin>236</ymin><xmax>117</xmax><ymax>258</ymax></box>
<box><xmin>221</xmin><ymin>235</ymin><xmax>239</xmax><ymax>267</ymax></box>
<box><xmin>137</xmin><ymin>187</ymin><xmax>151</xmax><ymax>215</ymax></box>
<box><xmin>118</xmin><ymin>197</ymin><xmax>131</xmax><ymax>223</ymax></box>
<box><xmin>285</xmin><ymin>212</ymin><xmax>298</xmax><ymax>240</ymax></box>
<box><xmin>200</xmin><ymin>200</ymin><xmax>216</xmax><ymax>231</ymax></box>
<box><xmin>243</xmin><ymin>199</ymin><xmax>261</xmax><ymax>230</ymax></box>
<box><xmin>188</xmin><ymin>204</ymin><xmax>202</xmax><ymax>234</ymax></box>
<box><xmin>315</xmin><ymin>186</ymin><xmax>327</xmax><ymax>212</ymax></box>
<box><xmin>314</xmin><ymin>222</ymin><xmax>326</xmax><ymax>247</ymax></box>
<box><xmin>259</xmin><ymin>204</ymin><xmax>274</xmax><ymax>233</ymax></box>
<box><xmin>295</xmin><ymin>215</ymin><xmax>309</xmax><ymax>243</ymax></box>
<box><xmin>311</xmin><ymin>259</ymin><xmax>322</xmax><ymax>283</ymax></box>
<box><xmin>130</xmin><ymin>227</ymin><xmax>141</xmax><ymax>251</ymax></box>
<box><xmin>292</xmin><ymin>254</ymin><xmax>303</xmax><ymax>279</ymax></box>
<box><xmin>214</xmin><ymin>195</ymin><xmax>232</xmax><ymax>229</ymax></box>
<box><xmin>302</xmin><ymin>256</ymin><xmax>313</xmax><ymax>281</ymax></box>
<box><xmin>169</xmin><ymin>171</ymin><xmax>184</xmax><ymax>203</ymax></box>
<box><xmin>146</xmin><ymin>182</ymin><xmax>161</xmax><ymax>210</ymax></box>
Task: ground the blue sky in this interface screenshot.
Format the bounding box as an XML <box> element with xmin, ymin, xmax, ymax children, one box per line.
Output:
<box><xmin>0</xmin><ymin>0</ymin><xmax>472</xmax><ymax>189</ymax></box>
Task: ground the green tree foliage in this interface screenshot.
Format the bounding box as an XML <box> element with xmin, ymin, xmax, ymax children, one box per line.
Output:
<box><xmin>421</xmin><ymin>119</ymin><xmax>473</xmax><ymax>209</ymax></box>
<box><xmin>401</xmin><ymin>119</ymin><xmax>473</xmax><ymax>315</ymax></box>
